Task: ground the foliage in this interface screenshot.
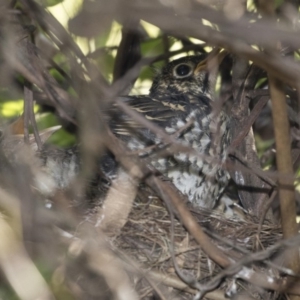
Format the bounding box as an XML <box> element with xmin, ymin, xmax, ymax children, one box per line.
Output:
<box><xmin>0</xmin><ymin>0</ymin><xmax>300</xmax><ymax>299</ymax></box>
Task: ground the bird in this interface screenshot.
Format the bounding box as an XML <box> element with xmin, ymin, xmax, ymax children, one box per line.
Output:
<box><xmin>110</xmin><ymin>54</ymin><xmax>232</xmax><ymax>209</ymax></box>
<box><xmin>0</xmin><ymin>53</ymin><xmax>232</xmax><ymax>211</ymax></box>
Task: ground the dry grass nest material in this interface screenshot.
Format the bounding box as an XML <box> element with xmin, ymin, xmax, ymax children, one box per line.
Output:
<box><xmin>112</xmin><ymin>195</ymin><xmax>282</xmax><ymax>299</ymax></box>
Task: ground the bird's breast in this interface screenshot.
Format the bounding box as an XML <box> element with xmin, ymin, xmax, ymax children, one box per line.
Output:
<box><xmin>124</xmin><ymin>108</ymin><xmax>231</xmax><ymax>208</ymax></box>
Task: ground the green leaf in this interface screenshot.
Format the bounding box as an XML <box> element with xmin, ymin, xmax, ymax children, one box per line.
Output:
<box><xmin>47</xmin><ymin>128</ymin><xmax>76</xmax><ymax>147</ymax></box>
<box><xmin>141</xmin><ymin>38</ymin><xmax>164</xmax><ymax>57</ymax></box>
<box><xmin>0</xmin><ymin>100</ymin><xmax>24</xmax><ymax>118</ymax></box>
<box><xmin>49</xmin><ymin>69</ymin><xmax>66</xmax><ymax>84</ymax></box>
<box><xmin>94</xmin><ymin>24</ymin><xmax>113</xmax><ymax>49</ymax></box>
<box><xmin>96</xmin><ymin>52</ymin><xmax>115</xmax><ymax>82</ymax></box>
<box><xmin>37</xmin><ymin>0</ymin><xmax>64</xmax><ymax>7</ymax></box>
<box><xmin>254</xmin><ymin>78</ymin><xmax>267</xmax><ymax>89</ymax></box>
<box><xmin>275</xmin><ymin>0</ymin><xmax>284</xmax><ymax>8</ymax></box>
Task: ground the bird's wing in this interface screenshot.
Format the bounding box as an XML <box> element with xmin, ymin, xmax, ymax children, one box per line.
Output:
<box><xmin>110</xmin><ymin>95</ymin><xmax>189</xmax><ymax>138</ymax></box>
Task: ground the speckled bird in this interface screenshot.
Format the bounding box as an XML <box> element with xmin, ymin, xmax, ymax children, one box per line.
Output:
<box><xmin>2</xmin><ymin>54</ymin><xmax>232</xmax><ymax>210</ymax></box>
<box><xmin>111</xmin><ymin>54</ymin><xmax>232</xmax><ymax>209</ymax></box>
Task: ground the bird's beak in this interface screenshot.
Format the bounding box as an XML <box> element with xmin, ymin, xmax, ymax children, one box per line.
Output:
<box><xmin>194</xmin><ymin>49</ymin><xmax>227</xmax><ymax>75</ymax></box>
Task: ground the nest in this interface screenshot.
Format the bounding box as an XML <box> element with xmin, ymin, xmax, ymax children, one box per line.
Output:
<box><xmin>110</xmin><ymin>194</ymin><xmax>283</xmax><ymax>300</ymax></box>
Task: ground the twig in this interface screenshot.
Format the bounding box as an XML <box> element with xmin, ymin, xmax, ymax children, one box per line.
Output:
<box><xmin>258</xmin><ymin>2</ymin><xmax>300</xmax><ymax>298</ymax></box>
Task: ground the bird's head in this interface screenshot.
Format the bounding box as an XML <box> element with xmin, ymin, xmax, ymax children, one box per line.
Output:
<box><xmin>149</xmin><ymin>55</ymin><xmax>211</xmax><ymax>99</ymax></box>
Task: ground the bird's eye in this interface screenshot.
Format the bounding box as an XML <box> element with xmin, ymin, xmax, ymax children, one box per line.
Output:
<box><xmin>173</xmin><ymin>63</ymin><xmax>193</xmax><ymax>78</ymax></box>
